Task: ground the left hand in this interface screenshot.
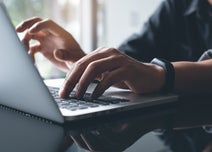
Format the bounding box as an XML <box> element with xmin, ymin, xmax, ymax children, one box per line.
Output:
<box><xmin>59</xmin><ymin>47</ymin><xmax>165</xmax><ymax>99</ymax></box>
<box><xmin>16</xmin><ymin>17</ymin><xmax>85</xmax><ymax>72</ymax></box>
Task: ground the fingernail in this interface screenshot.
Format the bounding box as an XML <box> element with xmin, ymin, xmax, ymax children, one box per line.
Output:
<box><xmin>59</xmin><ymin>88</ymin><xmax>65</xmax><ymax>98</ymax></box>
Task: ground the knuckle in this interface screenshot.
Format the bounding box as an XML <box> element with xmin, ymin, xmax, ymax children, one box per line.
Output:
<box><xmin>92</xmin><ymin>47</ymin><xmax>108</xmax><ymax>57</ymax></box>
<box><xmin>19</xmin><ymin>20</ymin><xmax>26</xmax><ymax>26</ymax></box>
<box><xmin>107</xmin><ymin>47</ymin><xmax>117</xmax><ymax>54</ymax></box>
<box><xmin>43</xmin><ymin>18</ymin><xmax>52</xmax><ymax>22</ymax></box>
<box><xmin>87</xmin><ymin>61</ymin><xmax>99</xmax><ymax>71</ymax></box>
<box><xmin>23</xmin><ymin>17</ymin><xmax>42</xmax><ymax>25</ymax></box>
<box><xmin>95</xmin><ymin>46</ymin><xmax>107</xmax><ymax>52</ymax></box>
<box><xmin>42</xmin><ymin>18</ymin><xmax>53</xmax><ymax>26</ymax></box>
<box><xmin>32</xmin><ymin>16</ymin><xmax>42</xmax><ymax>21</ymax></box>
<box><xmin>93</xmin><ymin>47</ymin><xmax>107</xmax><ymax>56</ymax></box>
<box><xmin>95</xmin><ymin>47</ymin><xmax>118</xmax><ymax>56</ymax></box>
<box><xmin>32</xmin><ymin>23</ymin><xmax>39</xmax><ymax>29</ymax></box>
<box><xmin>75</xmin><ymin>60</ymin><xmax>85</xmax><ymax>67</ymax></box>
<box><xmin>74</xmin><ymin>61</ymin><xmax>87</xmax><ymax>72</ymax></box>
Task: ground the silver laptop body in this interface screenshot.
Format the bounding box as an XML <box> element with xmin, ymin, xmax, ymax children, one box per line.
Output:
<box><xmin>0</xmin><ymin>2</ymin><xmax>178</xmax><ymax>123</ymax></box>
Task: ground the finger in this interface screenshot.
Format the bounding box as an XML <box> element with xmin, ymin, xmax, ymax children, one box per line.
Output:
<box><xmin>21</xmin><ymin>32</ymin><xmax>45</xmax><ymax>54</ymax></box>
<box><xmin>28</xmin><ymin>19</ymin><xmax>65</xmax><ymax>36</ymax></box>
<box><xmin>92</xmin><ymin>67</ymin><xmax>127</xmax><ymax>99</ymax></box>
<box><xmin>21</xmin><ymin>30</ymin><xmax>44</xmax><ymax>51</ymax></box>
<box><xmin>59</xmin><ymin>58</ymin><xmax>95</xmax><ymax>98</ymax></box>
<box><xmin>113</xmin><ymin>82</ymin><xmax>129</xmax><ymax>89</ymax></box>
<box><xmin>70</xmin><ymin>46</ymin><xmax>112</xmax><ymax>66</ymax></box>
<box><xmin>54</xmin><ymin>49</ymin><xmax>86</xmax><ymax>62</ymax></box>
<box><xmin>76</xmin><ymin>56</ymin><xmax>122</xmax><ymax>98</ymax></box>
<box><xmin>59</xmin><ymin>47</ymin><xmax>123</xmax><ymax>98</ymax></box>
<box><xmin>21</xmin><ymin>31</ymin><xmax>31</xmax><ymax>50</ymax></box>
<box><xmin>54</xmin><ymin>49</ymin><xmax>73</xmax><ymax>61</ymax></box>
<box><xmin>59</xmin><ymin>67</ymin><xmax>83</xmax><ymax>98</ymax></box>
<box><xmin>28</xmin><ymin>51</ymin><xmax>35</xmax><ymax>63</ymax></box>
<box><xmin>29</xmin><ymin>44</ymin><xmax>41</xmax><ymax>62</ymax></box>
<box><xmin>30</xmin><ymin>44</ymin><xmax>41</xmax><ymax>54</ymax></box>
<box><xmin>59</xmin><ymin>49</ymin><xmax>112</xmax><ymax>98</ymax></box>
<box><xmin>16</xmin><ymin>17</ymin><xmax>42</xmax><ymax>32</ymax></box>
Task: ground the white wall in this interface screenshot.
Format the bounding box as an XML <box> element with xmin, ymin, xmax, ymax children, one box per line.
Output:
<box><xmin>104</xmin><ymin>0</ymin><xmax>163</xmax><ymax>47</ymax></box>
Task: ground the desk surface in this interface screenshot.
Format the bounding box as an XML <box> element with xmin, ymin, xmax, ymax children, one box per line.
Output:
<box><xmin>0</xmin><ymin>94</ymin><xmax>212</xmax><ymax>152</ymax></box>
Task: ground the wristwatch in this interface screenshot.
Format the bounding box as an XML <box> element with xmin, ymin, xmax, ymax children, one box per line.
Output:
<box><xmin>150</xmin><ymin>58</ymin><xmax>175</xmax><ymax>93</ymax></box>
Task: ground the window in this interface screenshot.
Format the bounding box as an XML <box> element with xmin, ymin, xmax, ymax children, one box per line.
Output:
<box><xmin>96</xmin><ymin>0</ymin><xmax>163</xmax><ymax>47</ymax></box>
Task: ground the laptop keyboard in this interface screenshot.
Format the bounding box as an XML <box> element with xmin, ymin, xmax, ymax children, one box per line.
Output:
<box><xmin>48</xmin><ymin>87</ymin><xmax>129</xmax><ymax>111</ymax></box>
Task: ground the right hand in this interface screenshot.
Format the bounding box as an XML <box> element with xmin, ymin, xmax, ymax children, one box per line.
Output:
<box><xmin>16</xmin><ymin>17</ymin><xmax>86</xmax><ymax>72</ymax></box>
<box><xmin>59</xmin><ymin>47</ymin><xmax>165</xmax><ymax>99</ymax></box>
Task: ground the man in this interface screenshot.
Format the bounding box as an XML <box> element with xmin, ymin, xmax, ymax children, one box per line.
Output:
<box><xmin>16</xmin><ymin>0</ymin><xmax>212</xmax><ymax>99</ymax></box>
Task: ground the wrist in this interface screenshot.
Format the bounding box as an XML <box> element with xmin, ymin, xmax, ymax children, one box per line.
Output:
<box><xmin>150</xmin><ymin>64</ymin><xmax>166</xmax><ymax>92</ymax></box>
<box><xmin>150</xmin><ymin>58</ymin><xmax>175</xmax><ymax>93</ymax></box>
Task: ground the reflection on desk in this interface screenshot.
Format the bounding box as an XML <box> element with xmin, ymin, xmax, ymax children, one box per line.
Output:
<box><xmin>0</xmin><ymin>94</ymin><xmax>212</xmax><ymax>152</ymax></box>
<box><xmin>0</xmin><ymin>106</ymin><xmax>65</xmax><ymax>152</ymax></box>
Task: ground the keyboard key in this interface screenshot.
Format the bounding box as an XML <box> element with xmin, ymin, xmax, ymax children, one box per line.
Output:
<box><xmin>92</xmin><ymin>100</ymin><xmax>110</xmax><ymax>106</ymax></box>
<box><xmin>78</xmin><ymin>106</ymin><xmax>88</xmax><ymax>110</ymax></box>
<box><xmin>48</xmin><ymin>86</ymin><xmax>127</xmax><ymax>111</ymax></box>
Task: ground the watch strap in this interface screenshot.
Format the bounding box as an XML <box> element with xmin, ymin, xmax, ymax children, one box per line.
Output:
<box><xmin>151</xmin><ymin>58</ymin><xmax>175</xmax><ymax>93</ymax></box>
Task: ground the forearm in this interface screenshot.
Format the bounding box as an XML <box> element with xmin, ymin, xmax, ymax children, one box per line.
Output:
<box><xmin>173</xmin><ymin>59</ymin><xmax>212</xmax><ymax>94</ymax></box>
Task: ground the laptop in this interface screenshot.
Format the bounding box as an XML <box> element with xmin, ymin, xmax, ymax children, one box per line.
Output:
<box><xmin>0</xmin><ymin>2</ymin><xmax>178</xmax><ymax>124</ymax></box>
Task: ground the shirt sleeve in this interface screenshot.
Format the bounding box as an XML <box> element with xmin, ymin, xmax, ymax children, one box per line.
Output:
<box><xmin>118</xmin><ymin>0</ymin><xmax>176</xmax><ymax>62</ymax></box>
<box><xmin>198</xmin><ymin>50</ymin><xmax>212</xmax><ymax>61</ymax></box>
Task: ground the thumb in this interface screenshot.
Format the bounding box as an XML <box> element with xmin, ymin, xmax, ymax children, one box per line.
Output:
<box><xmin>54</xmin><ymin>49</ymin><xmax>72</xmax><ymax>61</ymax></box>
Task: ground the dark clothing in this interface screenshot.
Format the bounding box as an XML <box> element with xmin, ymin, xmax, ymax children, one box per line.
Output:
<box><xmin>118</xmin><ymin>0</ymin><xmax>212</xmax><ymax>62</ymax></box>
<box><xmin>158</xmin><ymin>127</ymin><xmax>212</xmax><ymax>152</ymax></box>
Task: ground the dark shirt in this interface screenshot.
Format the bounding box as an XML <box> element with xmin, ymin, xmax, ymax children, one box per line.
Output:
<box><xmin>118</xmin><ymin>0</ymin><xmax>212</xmax><ymax>62</ymax></box>
<box><xmin>159</xmin><ymin>127</ymin><xmax>212</xmax><ymax>152</ymax></box>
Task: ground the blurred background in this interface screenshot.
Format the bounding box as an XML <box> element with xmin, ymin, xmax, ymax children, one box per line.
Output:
<box><xmin>2</xmin><ymin>0</ymin><xmax>163</xmax><ymax>79</ymax></box>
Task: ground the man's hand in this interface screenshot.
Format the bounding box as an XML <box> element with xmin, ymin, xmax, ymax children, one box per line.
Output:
<box><xmin>59</xmin><ymin>47</ymin><xmax>165</xmax><ymax>99</ymax></box>
<box><xmin>16</xmin><ymin>17</ymin><xmax>85</xmax><ymax>72</ymax></box>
